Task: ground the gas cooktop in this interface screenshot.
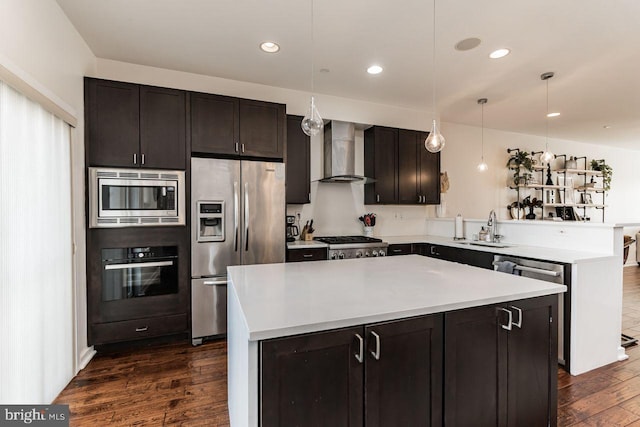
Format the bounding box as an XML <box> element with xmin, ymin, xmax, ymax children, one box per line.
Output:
<box><xmin>313</xmin><ymin>236</ymin><xmax>383</xmax><ymax>245</ymax></box>
<box><xmin>313</xmin><ymin>236</ymin><xmax>388</xmax><ymax>260</ymax></box>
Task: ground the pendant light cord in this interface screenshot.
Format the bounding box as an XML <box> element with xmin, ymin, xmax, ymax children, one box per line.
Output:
<box><xmin>545</xmin><ymin>77</ymin><xmax>549</xmax><ymax>151</ymax></box>
<box><xmin>481</xmin><ymin>102</ymin><xmax>484</xmax><ymax>161</ymax></box>
<box><xmin>310</xmin><ymin>0</ymin><xmax>315</xmax><ymax>95</ymax></box>
<box><xmin>432</xmin><ymin>0</ymin><xmax>436</xmax><ymax>118</ymax></box>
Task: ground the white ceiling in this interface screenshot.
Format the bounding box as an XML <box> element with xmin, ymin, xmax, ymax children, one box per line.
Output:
<box><xmin>56</xmin><ymin>0</ymin><xmax>640</xmax><ymax>149</ymax></box>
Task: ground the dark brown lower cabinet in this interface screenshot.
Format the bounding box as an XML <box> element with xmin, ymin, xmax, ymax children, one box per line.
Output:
<box><xmin>261</xmin><ymin>314</ymin><xmax>443</xmax><ymax>427</ymax></box>
<box><xmin>444</xmin><ymin>295</ymin><xmax>558</xmax><ymax>427</ymax></box>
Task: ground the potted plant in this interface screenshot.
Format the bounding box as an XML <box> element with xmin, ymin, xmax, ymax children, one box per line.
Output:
<box><xmin>590</xmin><ymin>159</ymin><xmax>612</xmax><ymax>192</ymax></box>
<box><xmin>506</xmin><ymin>150</ymin><xmax>534</xmax><ymax>186</ymax></box>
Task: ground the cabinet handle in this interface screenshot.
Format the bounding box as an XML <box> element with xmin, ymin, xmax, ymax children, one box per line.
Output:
<box><xmin>235</xmin><ymin>142</ymin><xmax>239</xmax><ymax>152</ymax></box>
<box><xmin>354</xmin><ymin>334</ymin><xmax>364</xmax><ymax>363</ymax></box>
<box><xmin>430</xmin><ymin>246</ymin><xmax>439</xmax><ymax>256</ymax></box>
<box><xmin>376</xmin><ymin>194</ymin><xmax>380</xmax><ymax>203</ymax></box>
<box><xmin>417</xmin><ymin>195</ymin><xmax>421</xmax><ymax>203</ymax></box>
<box><xmin>241</xmin><ymin>143</ymin><xmax>245</xmax><ymax>153</ymax></box>
<box><xmin>133</xmin><ymin>153</ymin><xmax>137</xmax><ymax>165</ymax></box>
<box><xmin>510</xmin><ymin>306</ymin><xmax>523</xmax><ymax>328</ymax></box>
<box><xmin>303</xmin><ymin>254</ymin><xmax>313</xmax><ymax>258</ymax></box>
<box><xmin>497</xmin><ymin>308</ymin><xmax>513</xmax><ymax>331</ymax></box>
<box><xmin>141</xmin><ymin>153</ymin><xmax>145</xmax><ymax>165</ymax></box>
<box><xmin>422</xmin><ymin>195</ymin><xmax>426</xmax><ymax>203</ymax></box>
<box><xmin>135</xmin><ymin>326</ymin><xmax>148</xmax><ymax>332</ymax></box>
<box><xmin>392</xmin><ymin>249</ymin><xmax>402</xmax><ymax>253</ymax></box>
<box><xmin>370</xmin><ymin>331</ymin><xmax>381</xmax><ymax>360</ymax></box>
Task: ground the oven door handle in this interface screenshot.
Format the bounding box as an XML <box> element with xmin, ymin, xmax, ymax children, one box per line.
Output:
<box><xmin>104</xmin><ymin>260</ymin><xmax>174</xmax><ymax>270</ymax></box>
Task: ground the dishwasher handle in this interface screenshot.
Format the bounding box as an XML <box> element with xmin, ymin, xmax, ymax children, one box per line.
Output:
<box><xmin>492</xmin><ymin>261</ymin><xmax>561</xmax><ymax>277</ymax></box>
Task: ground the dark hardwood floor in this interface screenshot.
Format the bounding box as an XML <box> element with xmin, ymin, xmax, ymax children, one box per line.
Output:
<box><xmin>55</xmin><ymin>266</ymin><xmax>640</xmax><ymax>426</ymax></box>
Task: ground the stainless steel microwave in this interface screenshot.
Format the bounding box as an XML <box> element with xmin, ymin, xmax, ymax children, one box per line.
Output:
<box><xmin>89</xmin><ymin>167</ymin><xmax>185</xmax><ymax>228</ymax></box>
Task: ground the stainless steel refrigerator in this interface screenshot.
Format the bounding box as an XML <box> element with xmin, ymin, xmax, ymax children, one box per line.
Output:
<box><xmin>190</xmin><ymin>157</ymin><xmax>285</xmax><ymax>345</ymax></box>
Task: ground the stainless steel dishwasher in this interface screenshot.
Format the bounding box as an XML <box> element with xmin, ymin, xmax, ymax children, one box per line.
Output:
<box><xmin>493</xmin><ymin>254</ymin><xmax>569</xmax><ymax>367</ymax></box>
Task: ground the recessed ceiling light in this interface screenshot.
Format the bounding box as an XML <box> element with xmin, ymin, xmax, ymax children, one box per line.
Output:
<box><xmin>260</xmin><ymin>41</ymin><xmax>280</xmax><ymax>53</ymax></box>
<box><xmin>455</xmin><ymin>38</ymin><xmax>481</xmax><ymax>51</ymax></box>
<box><xmin>489</xmin><ymin>48</ymin><xmax>510</xmax><ymax>59</ymax></box>
<box><xmin>367</xmin><ymin>65</ymin><xmax>383</xmax><ymax>75</ymax></box>
<box><xmin>546</xmin><ymin>112</ymin><xmax>561</xmax><ymax>118</ymax></box>
<box><xmin>319</xmin><ymin>68</ymin><xmax>330</xmax><ymax>73</ymax></box>
<box><xmin>603</xmin><ymin>125</ymin><xmax>611</xmax><ymax>129</ymax></box>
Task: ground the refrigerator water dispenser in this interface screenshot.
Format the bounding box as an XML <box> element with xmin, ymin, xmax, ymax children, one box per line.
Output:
<box><xmin>197</xmin><ymin>201</ymin><xmax>224</xmax><ymax>242</ymax></box>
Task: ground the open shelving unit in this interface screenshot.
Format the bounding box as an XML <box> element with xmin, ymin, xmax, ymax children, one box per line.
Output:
<box><xmin>507</xmin><ymin>150</ymin><xmax>607</xmax><ymax>222</ymax></box>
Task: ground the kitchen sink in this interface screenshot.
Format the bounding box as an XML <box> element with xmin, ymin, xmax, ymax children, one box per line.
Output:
<box><xmin>453</xmin><ymin>240</ymin><xmax>513</xmax><ymax>248</ymax></box>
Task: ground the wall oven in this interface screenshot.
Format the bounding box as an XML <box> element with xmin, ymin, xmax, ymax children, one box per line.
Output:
<box><xmin>89</xmin><ymin>167</ymin><xmax>185</xmax><ymax>228</ymax></box>
<box><xmin>102</xmin><ymin>246</ymin><xmax>178</xmax><ymax>302</ymax></box>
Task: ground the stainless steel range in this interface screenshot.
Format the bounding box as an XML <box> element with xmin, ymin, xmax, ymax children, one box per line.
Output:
<box><xmin>313</xmin><ymin>236</ymin><xmax>388</xmax><ymax>260</ymax></box>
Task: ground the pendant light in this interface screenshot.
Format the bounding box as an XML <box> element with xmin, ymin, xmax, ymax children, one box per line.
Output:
<box><xmin>424</xmin><ymin>0</ymin><xmax>445</xmax><ymax>153</ymax></box>
<box><xmin>539</xmin><ymin>72</ymin><xmax>555</xmax><ymax>164</ymax></box>
<box><xmin>301</xmin><ymin>0</ymin><xmax>323</xmax><ymax>137</ymax></box>
<box><xmin>477</xmin><ymin>98</ymin><xmax>488</xmax><ymax>172</ymax></box>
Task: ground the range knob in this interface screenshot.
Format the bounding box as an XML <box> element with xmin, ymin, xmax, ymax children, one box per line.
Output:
<box><xmin>365</xmin><ymin>251</ymin><xmax>371</xmax><ymax>257</ymax></box>
<box><xmin>372</xmin><ymin>251</ymin><xmax>379</xmax><ymax>257</ymax></box>
<box><xmin>138</xmin><ymin>253</ymin><xmax>145</xmax><ymax>258</ymax></box>
<box><xmin>356</xmin><ymin>251</ymin><xmax>363</xmax><ymax>258</ymax></box>
<box><xmin>330</xmin><ymin>253</ymin><xmax>338</xmax><ymax>260</ymax></box>
<box><xmin>378</xmin><ymin>250</ymin><xmax>386</xmax><ymax>257</ymax></box>
<box><xmin>338</xmin><ymin>252</ymin><xmax>345</xmax><ymax>259</ymax></box>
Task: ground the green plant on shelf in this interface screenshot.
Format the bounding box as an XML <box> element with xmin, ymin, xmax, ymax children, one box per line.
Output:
<box><xmin>506</xmin><ymin>150</ymin><xmax>534</xmax><ymax>186</ymax></box>
<box><xmin>590</xmin><ymin>159</ymin><xmax>612</xmax><ymax>192</ymax></box>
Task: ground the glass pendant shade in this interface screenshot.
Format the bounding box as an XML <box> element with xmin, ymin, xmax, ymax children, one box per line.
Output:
<box><xmin>540</xmin><ymin>150</ymin><xmax>554</xmax><ymax>164</ymax></box>
<box><xmin>425</xmin><ymin>119</ymin><xmax>445</xmax><ymax>153</ymax></box>
<box><xmin>477</xmin><ymin>161</ymin><xmax>488</xmax><ymax>172</ymax></box>
<box><xmin>301</xmin><ymin>96</ymin><xmax>323</xmax><ymax>136</ymax></box>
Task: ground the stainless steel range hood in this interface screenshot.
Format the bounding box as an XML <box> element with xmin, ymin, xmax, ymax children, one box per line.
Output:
<box><xmin>319</xmin><ymin>121</ymin><xmax>374</xmax><ymax>183</ymax></box>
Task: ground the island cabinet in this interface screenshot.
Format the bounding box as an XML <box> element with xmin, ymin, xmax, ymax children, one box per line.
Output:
<box><xmin>190</xmin><ymin>91</ymin><xmax>285</xmax><ymax>160</ymax></box>
<box><xmin>444</xmin><ymin>294</ymin><xmax>558</xmax><ymax>427</ymax></box>
<box><xmin>398</xmin><ymin>130</ymin><xmax>440</xmax><ymax>205</ymax></box>
<box><xmin>85</xmin><ymin>78</ymin><xmax>186</xmax><ymax>169</ymax></box>
<box><xmin>260</xmin><ymin>314</ymin><xmax>443</xmax><ymax>427</ymax></box>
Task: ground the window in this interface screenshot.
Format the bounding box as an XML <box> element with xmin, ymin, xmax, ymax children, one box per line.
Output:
<box><xmin>0</xmin><ymin>81</ymin><xmax>74</xmax><ymax>403</ymax></box>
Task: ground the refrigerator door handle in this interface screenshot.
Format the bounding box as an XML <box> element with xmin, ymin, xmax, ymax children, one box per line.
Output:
<box><xmin>244</xmin><ymin>182</ymin><xmax>249</xmax><ymax>251</ymax></box>
<box><xmin>233</xmin><ymin>181</ymin><xmax>239</xmax><ymax>252</ymax></box>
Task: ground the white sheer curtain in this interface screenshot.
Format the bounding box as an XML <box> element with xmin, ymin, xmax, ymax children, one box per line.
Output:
<box><xmin>0</xmin><ymin>81</ymin><xmax>74</xmax><ymax>403</ymax></box>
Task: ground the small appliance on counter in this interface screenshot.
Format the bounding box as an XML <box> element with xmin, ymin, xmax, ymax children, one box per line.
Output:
<box><xmin>286</xmin><ymin>215</ymin><xmax>299</xmax><ymax>242</ymax></box>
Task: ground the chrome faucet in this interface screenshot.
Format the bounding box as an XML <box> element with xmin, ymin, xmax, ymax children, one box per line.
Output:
<box><xmin>487</xmin><ymin>210</ymin><xmax>502</xmax><ymax>243</ymax></box>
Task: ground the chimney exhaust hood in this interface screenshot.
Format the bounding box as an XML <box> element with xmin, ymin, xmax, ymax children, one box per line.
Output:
<box><xmin>319</xmin><ymin>121</ymin><xmax>374</xmax><ymax>183</ymax></box>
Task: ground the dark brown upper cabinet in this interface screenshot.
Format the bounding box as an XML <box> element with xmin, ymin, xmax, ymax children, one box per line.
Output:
<box><xmin>190</xmin><ymin>92</ymin><xmax>285</xmax><ymax>160</ymax></box>
<box><xmin>365</xmin><ymin>126</ymin><xmax>398</xmax><ymax>204</ymax></box>
<box><xmin>285</xmin><ymin>115</ymin><xmax>310</xmax><ymax>204</ymax></box>
<box><xmin>85</xmin><ymin>78</ymin><xmax>186</xmax><ymax>170</ymax></box>
<box><xmin>398</xmin><ymin>130</ymin><xmax>440</xmax><ymax>205</ymax></box>
<box><xmin>365</xmin><ymin>126</ymin><xmax>440</xmax><ymax>205</ymax></box>
<box><xmin>418</xmin><ymin>131</ymin><xmax>441</xmax><ymax>204</ymax></box>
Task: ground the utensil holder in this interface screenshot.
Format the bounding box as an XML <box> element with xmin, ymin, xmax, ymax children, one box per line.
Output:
<box><xmin>304</xmin><ymin>233</ymin><xmax>314</xmax><ymax>241</ymax></box>
<box><xmin>363</xmin><ymin>226</ymin><xmax>373</xmax><ymax>237</ymax></box>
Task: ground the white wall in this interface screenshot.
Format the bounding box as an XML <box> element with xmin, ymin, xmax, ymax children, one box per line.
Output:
<box><xmin>0</xmin><ymin>0</ymin><xmax>96</xmax><ymax>385</ymax></box>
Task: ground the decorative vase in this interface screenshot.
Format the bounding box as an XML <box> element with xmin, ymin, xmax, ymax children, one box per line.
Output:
<box><xmin>363</xmin><ymin>226</ymin><xmax>373</xmax><ymax>237</ymax></box>
<box><xmin>525</xmin><ymin>206</ymin><xmax>536</xmax><ymax>220</ymax></box>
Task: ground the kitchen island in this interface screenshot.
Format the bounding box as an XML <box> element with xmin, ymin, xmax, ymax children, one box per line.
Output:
<box><xmin>227</xmin><ymin>255</ymin><xmax>566</xmax><ymax>427</ymax></box>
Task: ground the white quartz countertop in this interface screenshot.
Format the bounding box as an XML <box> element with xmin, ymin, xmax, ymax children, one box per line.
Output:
<box><xmin>228</xmin><ymin>255</ymin><xmax>566</xmax><ymax>341</ymax></box>
<box><xmin>381</xmin><ymin>235</ymin><xmax>615</xmax><ymax>264</ymax></box>
<box><xmin>286</xmin><ymin>240</ymin><xmax>328</xmax><ymax>249</ymax></box>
